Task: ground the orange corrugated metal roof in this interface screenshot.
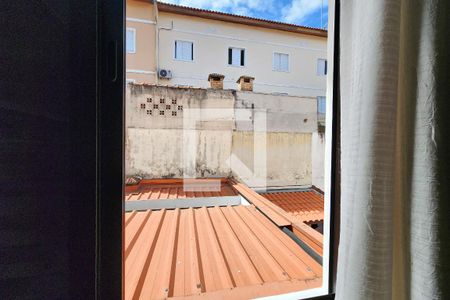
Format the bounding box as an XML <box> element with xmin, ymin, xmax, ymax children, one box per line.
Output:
<box><xmin>125</xmin><ymin>178</ymin><xmax>238</xmax><ymax>201</ymax></box>
<box><xmin>125</xmin><ymin>205</ymin><xmax>322</xmax><ymax>299</ymax></box>
<box><xmin>230</xmin><ymin>180</ymin><xmax>323</xmax><ymax>256</ymax></box>
<box><xmin>261</xmin><ymin>190</ymin><xmax>324</xmax><ymax>223</ymax></box>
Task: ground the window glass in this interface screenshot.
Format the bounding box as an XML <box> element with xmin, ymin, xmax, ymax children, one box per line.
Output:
<box><xmin>317</xmin><ymin>58</ymin><xmax>327</xmax><ymax>75</ymax></box>
<box><xmin>273</xmin><ymin>52</ymin><xmax>289</xmax><ymax>72</ymax></box>
<box><xmin>175</xmin><ymin>40</ymin><xmax>193</xmax><ymax>61</ymax></box>
<box><xmin>318</xmin><ymin>96</ymin><xmax>326</xmax><ymax>114</ymax></box>
<box><xmin>124</xmin><ymin>1</ymin><xmax>331</xmax><ymax>298</ymax></box>
<box><xmin>229</xmin><ymin>47</ymin><xmax>245</xmax><ymax>66</ymax></box>
<box><xmin>126</xmin><ymin>28</ymin><xmax>136</xmax><ymax>53</ymax></box>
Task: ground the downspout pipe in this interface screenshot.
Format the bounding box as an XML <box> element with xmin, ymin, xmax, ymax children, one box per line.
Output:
<box><xmin>153</xmin><ymin>0</ymin><xmax>159</xmax><ymax>84</ymax></box>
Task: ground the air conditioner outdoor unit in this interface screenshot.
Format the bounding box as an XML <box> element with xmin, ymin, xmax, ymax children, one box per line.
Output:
<box><xmin>158</xmin><ymin>69</ymin><xmax>172</xmax><ymax>79</ymax></box>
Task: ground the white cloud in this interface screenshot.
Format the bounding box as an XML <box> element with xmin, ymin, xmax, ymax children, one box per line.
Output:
<box><xmin>159</xmin><ymin>0</ymin><xmax>326</xmax><ymax>26</ymax></box>
<box><xmin>159</xmin><ymin>0</ymin><xmax>274</xmax><ymax>16</ymax></box>
<box><xmin>282</xmin><ymin>0</ymin><xmax>327</xmax><ymax>24</ymax></box>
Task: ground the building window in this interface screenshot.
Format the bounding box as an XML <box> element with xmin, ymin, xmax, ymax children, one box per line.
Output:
<box><xmin>174</xmin><ymin>40</ymin><xmax>193</xmax><ymax>61</ymax></box>
<box><xmin>317</xmin><ymin>96</ymin><xmax>326</xmax><ymax>114</ymax></box>
<box><xmin>317</xmin><ymin>58</ymin><xmax>327</xmax><ymax>76</ymax></box>
<box><xmin>228</xmin><ymin>47</ymin><xmax>245</xmax><ymax>67</ymax></box>
<box><xmin>126</xmin><ymin>28</ymin><xmax>136</xmax><ymax>54</ymax></box>
<box><xmin>273</xmin><ymin>52</ymin><xmax>289</xmax><ymax>72</ymax></box>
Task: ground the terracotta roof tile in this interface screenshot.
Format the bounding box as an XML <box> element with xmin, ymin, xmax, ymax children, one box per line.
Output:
<box><xmin>261</xmin><ymin>190</ymin><xmax>324</xmax><ymax>223</ymax></box>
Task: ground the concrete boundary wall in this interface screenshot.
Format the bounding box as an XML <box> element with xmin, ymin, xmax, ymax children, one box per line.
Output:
<box><xmin>126</xmin><ymin>84</ymin><xmax>324</xmax><ymax>188</ymax></box>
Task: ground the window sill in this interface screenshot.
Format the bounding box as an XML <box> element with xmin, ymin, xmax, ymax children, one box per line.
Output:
<box><xmin>227</xmin><ymin>64</ymin><xmax>245</xmax><ymax>68</ymax></box>
<box><xmin>174</xmin><ymin>58</ymin><xmax>194</xmax><ymax>63</ymax></box>
<box><xmin>273</xmin><ymin>69</ymin><xmax>290</xmax><ymax>73</ymax></box>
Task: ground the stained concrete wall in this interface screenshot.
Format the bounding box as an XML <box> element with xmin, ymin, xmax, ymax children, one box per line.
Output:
<box><xmin>126</xmin><ymin>84</ymin><xmax>235</xmax><ymax>130</ymax></box>
<box><xmin>126</xmin><ymin>84</ymin><xmax>324</xmax><ymax>188</ymax></box>
<box><xmin>234</xmin><ymin>91</ymin><xmax>317</xmax><ymax>133</ymax></box>
<box><xmin>311</xmin><ymin>132</ymin><xmax>325</xmax><ymax>191</ymax></box>
<box><xmin>126</xmin><ymin>84</ymin><xmax>235</xmax><ymax>178</ymax></box>
<box><xmin>126</xmin><ymin>128</ymin><xmax>232</xmax><ymax>178</ymax></box>
<box><xmin>231</xmin><ymin>132</ymin><xmax>312</xmax><ymax>188</ymax></box>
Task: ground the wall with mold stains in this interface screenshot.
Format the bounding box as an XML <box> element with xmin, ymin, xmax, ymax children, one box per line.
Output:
<box><xmin>126</xmin><ymin>84</ymin><xmax>324</xmax><ymax>188</ymax></box>
<box><xmin>311</xmin><ymin>132</ymin><xmax>325</xmax><ymax>190</ymax></box>
<box><xmin>126</xmin><ymin>128</ymin><xmax>233</xmax><ymax>178</ymax></box>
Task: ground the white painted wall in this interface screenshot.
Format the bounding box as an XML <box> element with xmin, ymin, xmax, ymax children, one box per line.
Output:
<box><xmin>157</xmin><ymin>13</ymin><xmax>327</xmax><ymax>97</ymax></box>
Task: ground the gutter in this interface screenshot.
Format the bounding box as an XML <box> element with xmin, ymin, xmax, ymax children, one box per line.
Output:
<box><xmin>282</xmin><ymin>227</ymin><xmax>323</xmax><ymax>265</ymax></box>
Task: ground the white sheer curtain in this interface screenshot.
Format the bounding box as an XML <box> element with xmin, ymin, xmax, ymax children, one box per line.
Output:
<box><xmin>336</xmin><ymin>0</ymin><xmax>450</xmax><ymax>299</ymax></box>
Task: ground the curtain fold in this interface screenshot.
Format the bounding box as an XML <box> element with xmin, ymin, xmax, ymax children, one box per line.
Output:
<box><xmin>336</xmin><ymin>1</ymin><xmax>450</xmax><ymax>299</ymax></box>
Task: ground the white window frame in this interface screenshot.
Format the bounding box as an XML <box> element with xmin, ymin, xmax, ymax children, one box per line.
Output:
<box><xmin>228</xmin><ymin>47</ymin><xmax>246</xmax><ymax>67</ymax></box>
<box><xmin>273</xmin><ymin>52</ymin><xmax>290</xmax><ymax>72</ymax></box>
<box><xmin>317</xmin><ymin>58</ymin><xmax>327</xmax><ymax>76</ymax></box>
<box><xmin>174</xmin><ymin>40</ymin><xmax>194</xmax><ymax>62</ymax></box>
<box><xmin>126</xmin><ymin>28</ymin><xmax>136</xmax><ymax>54</ymax></box>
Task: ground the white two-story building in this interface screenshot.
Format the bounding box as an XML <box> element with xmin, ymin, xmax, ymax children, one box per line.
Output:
<box><xmin>126</xmin><ymin>0</ymin><xmax>328</xmax><ymax>98</ymax></box>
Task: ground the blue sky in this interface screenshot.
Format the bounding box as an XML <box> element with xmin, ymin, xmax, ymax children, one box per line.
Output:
<box><xmin>160</xmin><ymin>0</ymin><xmax>328</xmax><ymax>29</ymax></box>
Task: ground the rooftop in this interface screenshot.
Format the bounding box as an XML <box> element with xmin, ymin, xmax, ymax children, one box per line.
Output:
<box><xmin>261</xmin><ymin>190</ymin><xmax>324</xmax><ymax>224</ymax></box>
<box><xmin>124</xmin><ymin>178</ymin><xmax>323</xmax><ymax>299</ymax></box>
<box><xmin>125</xmin><ymin>178</ymin><xmax>237</xmax><ymax>201</ymax></box>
